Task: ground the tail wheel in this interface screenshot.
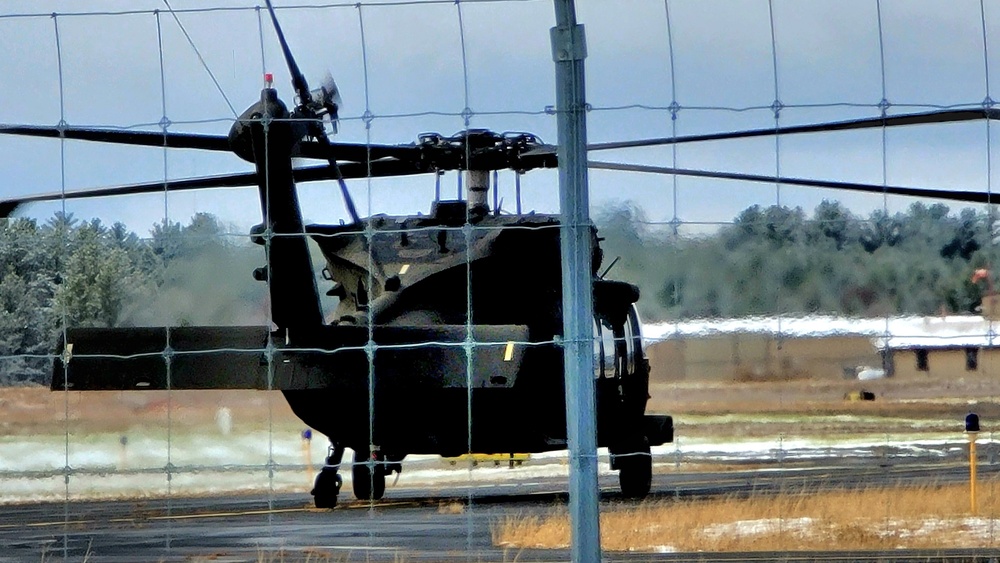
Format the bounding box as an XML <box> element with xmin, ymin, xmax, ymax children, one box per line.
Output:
<box><xmin>311</xmin><ymin>468</ymin><xmax>342</xmax><ymax>509</ymax></box>
<box><xmin>617</xmin><ymin>443</ymin><xmax>652</xmax><ymax>499</ymax></box>
<box><xmin>352</xmin><ymin>451</ymin><xmax>386</xmax><ymax>501</ymax></box>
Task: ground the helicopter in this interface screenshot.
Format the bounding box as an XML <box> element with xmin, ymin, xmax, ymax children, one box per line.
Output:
<box><xmin>1</xmin><ymin>1</ymin><xmax>673</xmax><ymax>508</ymax></box>
<box><xmin>2</xmin><ymin>2</ymin><xmax>999</xmax><ymax>509</ymax></box>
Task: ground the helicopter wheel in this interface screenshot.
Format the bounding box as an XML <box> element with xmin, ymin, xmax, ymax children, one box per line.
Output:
<box><xmin>617</xmin><ymin>443</ymin><xmax>652</xmax><ymax>500</ymax></box>
<box><xmin>311</xmin><ymin>466</ymin><xmax>343</xmax><ymax>509</ymax></box>
<box><xmin>352</xmin><ymin>451</ymin><xmax>386</xmax><ymax>501</ymax></box>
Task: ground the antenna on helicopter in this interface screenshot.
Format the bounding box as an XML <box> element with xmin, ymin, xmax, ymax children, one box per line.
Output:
<box><xmin>264</xmin><ymin>0</ymin><xmax>358</xmax><ymax>223</ymax></box>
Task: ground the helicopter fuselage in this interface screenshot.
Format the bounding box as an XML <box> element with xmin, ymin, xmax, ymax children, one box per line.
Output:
<box><xmin>274</xmin><ymin>206</ymin><xmax>658</xmax><ymax>458</ymax></box>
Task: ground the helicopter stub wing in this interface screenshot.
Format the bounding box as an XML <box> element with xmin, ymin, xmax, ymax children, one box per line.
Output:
<box><xmin>52</xmin><ymin>324</ymin><xmax>530</xmax><ymax>391</ymax></box>
<box><xmin>53</xmin><ymin>326</ymin><xmax>272</xmax><ymax>390</ymax></box>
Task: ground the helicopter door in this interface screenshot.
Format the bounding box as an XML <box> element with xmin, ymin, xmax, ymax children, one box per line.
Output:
<box><xmin>594</xmin><ymin>317</ymin><xmax>619</xmax><ymax>379</ymax></box>
<box><xmin>622</xmin><ymin>304</ymin><xmax>649</xmax><ymax>414</ymax></box>
<box><xmin>594</xmin><ymin>306</ymin><xmax>647</xmax><ymax>411</ymax></box>
<box><xmin>624</xmin><ymin>304</ymin><xmax>640</xmax><ymax>377</ymax></box>
<box><xmin>594</xmin><ymin>310</ymin><xmax>639</xmax><ymax>379</ymax></box>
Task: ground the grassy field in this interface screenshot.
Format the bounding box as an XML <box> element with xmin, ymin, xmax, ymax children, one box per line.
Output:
<box><xmin>5</xmin><ymin>372</ymin><xmax>996</xmax><ymax>438</ymax></box>
<box><xmin>5</xmin><ymin>373</ymin><xmax>999</xmax><ymax>553</ymax></box>
<box><xmin>648</xmin><ymin>374</ymin><xmax>1000</xmax><ymax>440</ymax></box>
<box><xmin>0</xmin><ymin>387</ymin><xmax>301</xmax><ymax>437</ymax></box>
<box><xmin>494</xmin><ymin>481</ymin><xmax>1000</xmax><ymax>551</ymax></box>
<box><xmin>3</xmin><ymin>374</ymin><xmax>995</xmax><ymax>471</ymax></box>
<box><xmin>488</xmin><ymin>373</ymin><xmax>1000</xmax><ymax>552</ymax></box>
<box><xmin>650</xmin><ymin>373</ymin><xmax>1000</xmax><ymax>414</ymax></box>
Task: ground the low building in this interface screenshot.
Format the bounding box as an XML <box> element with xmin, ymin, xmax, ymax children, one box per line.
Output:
<box><xmin>874</xmin><ymin>316</ymin><xmax>999</xmax><ymax>379</ymax></box>
<box><xmin>642</xmin><ymin>315</ymin><xmax>1000</xmax><ymax>383</ymax></box>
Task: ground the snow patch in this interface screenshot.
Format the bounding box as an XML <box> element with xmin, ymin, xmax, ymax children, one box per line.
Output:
<box><xmin>702</xmin><ymin>517</ymin><xmax>816</xmax><ymax>539</ymax></box>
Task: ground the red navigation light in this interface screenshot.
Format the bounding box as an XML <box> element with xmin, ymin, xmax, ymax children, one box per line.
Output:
<box><xmin>264</xmin><ymin>73</ymin><xmax>274</xmax><ymax>87</ymax></box>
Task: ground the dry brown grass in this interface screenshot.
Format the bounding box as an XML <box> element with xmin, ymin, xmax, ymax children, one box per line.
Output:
<box><xmin>493</xmin><ymin>481</ymin><xmax>1000</xmax><ymax>552</ymax></box>
<box><xmin>0</xmin><ymin>387</ymin><xmax>301</xmax><ymax>436</ymax></box>
<box><xmin>437</xmin><ymin>501</ymin><xmax>466</xmax><ymax>514</ymax></box>
<box><xmin>646</xmin><ymin>377</ymin><xmax>1000</xmax><ymax>440</ymax></box>
<box><xmin>6</xmin><ymin>374</ymin><xmax>996</xmax><ymax>440</ymax></box>
<box><xmin>649</xmin><ymin>375</ymin><xmax>1000</xmax><ymax>418</ymax></box>
<box><xmin>254</xmin><ymin>547</ymin><xmax>342</xmax><ymax>562</ymax></box>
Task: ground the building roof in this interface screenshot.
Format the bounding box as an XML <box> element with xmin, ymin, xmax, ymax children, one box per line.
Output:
<box><xmin>642</xmin><ymin>315</ymin><xmax>1000</xmax><ymax>351</ymax></box>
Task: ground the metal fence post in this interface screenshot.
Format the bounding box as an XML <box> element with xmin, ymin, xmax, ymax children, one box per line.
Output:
<box><xmin>552</xmin><ymin>1</ymin><xmax>601</xmax><ymax>561</ymax></box>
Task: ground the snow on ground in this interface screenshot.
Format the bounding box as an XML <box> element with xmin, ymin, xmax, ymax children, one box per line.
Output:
<box><xmin>0</xmin><ymin>430</ymin><xmax>310</xmax><ymax>473</ymax></box>
<box><xmin>889</xmin><ymin>517</ymin><xmax>1000</xmax><ymax>545</ymax></box>
<box><xmin>0</xmin><ymin>427</ymin><xmax>989</xmax><ymax>503</ymax></box>
<box><xmin>698</xmin><ymin>515</ymin><xmax>1000</xmax><ymax>548</ymax></box>
<box><xmin>702</xmin><ymin>517</ymin><xmax>818</xmax><ymax>539</ymax></box>
<box><xmin>642</xmin><ymin>315</ymin><xmax>1000</xmax><ymax>349</ymax></box>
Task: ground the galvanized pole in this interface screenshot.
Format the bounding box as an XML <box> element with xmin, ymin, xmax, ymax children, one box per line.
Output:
<box><xmin>552</xmin><ymin>1</ymin><xmax>601</xmax><ymax>562</ymax></box>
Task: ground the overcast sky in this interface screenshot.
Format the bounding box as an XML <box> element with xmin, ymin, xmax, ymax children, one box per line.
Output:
<box><xmin>1</xmin><ymin>0</ymin><xmax>998</xmax><ymax>235</ymax></box>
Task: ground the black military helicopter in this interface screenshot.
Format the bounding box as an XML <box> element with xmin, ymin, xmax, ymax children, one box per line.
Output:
<box><xmin>1</xmin><ymin>1</ymin><xmax>673</xmax><ymax>507</ymax></box>
<box><xmin>2</xmin><ymin>2</ymin><xmax>998</xmax><ymax>508</ymax></box>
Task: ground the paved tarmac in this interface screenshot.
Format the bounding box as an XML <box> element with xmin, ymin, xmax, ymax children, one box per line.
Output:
<box><xmin>2</xmin><ymin>460</ymin><xmax>1000</xmax><ymax>562</ymax></box>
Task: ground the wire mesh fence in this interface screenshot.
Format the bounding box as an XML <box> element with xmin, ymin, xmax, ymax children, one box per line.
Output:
<box><xmin>2</xmin><ymin>0</ymin><xmax>1000</xmax><ymax>560</ymax></box>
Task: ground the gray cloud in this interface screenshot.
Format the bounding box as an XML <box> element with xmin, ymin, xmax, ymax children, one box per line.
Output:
<box><xmin>1</xmin><ymin>0</ymin><xmax>997</xmax><ymax>232</ymax></box>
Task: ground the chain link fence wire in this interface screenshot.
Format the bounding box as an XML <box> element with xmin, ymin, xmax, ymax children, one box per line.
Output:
<box><xmin>1</xmin><ymin>0</ymin><xmax>1000</xmax><ymax>559</ymax></box>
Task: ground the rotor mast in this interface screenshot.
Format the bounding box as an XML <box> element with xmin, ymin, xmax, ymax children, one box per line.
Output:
<box><xmin>246</xmin><ymin>86</ymin><xmax>324</xmax><ymax>329</ymax></box>
<box><xmin>466</xmin><ymin>170</ymin><xmax>490</xmax><ymax>215</ymax></box>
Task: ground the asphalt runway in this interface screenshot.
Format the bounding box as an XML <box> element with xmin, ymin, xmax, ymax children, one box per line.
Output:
<box><xmin>3</xmin><ymin>460</ymin><xmax>1000</xmax><ymax>562</ymax></box>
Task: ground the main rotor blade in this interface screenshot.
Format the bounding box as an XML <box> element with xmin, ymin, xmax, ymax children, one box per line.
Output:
<box><xmin>0</xmin><ymin>124</ymin><xmax>231</xmax><ymax>151</ymax></box>
<box><xmin>264</xmin><ymin>0</ymin><xmax>310</xmax><ymax>104</ymax></box>
<box><xmin>297</xmin><ymin>159</ymin><xmax>425</xmax><ymax>182</ymax></box>
<box><xmin>0</xmin><ymin>160</ymin><xmax>426</xmax><ymax>219</ymax></box>
<box><xmin>0</xmin><ymin>171</ymin><xmax>260</xmax><ymax>218</ymax></box>
<box><xmin>0</xmin><ymin>124</ymin><xmax>425</xmax><ymax>164</ymax></box>
<box><xmin>295</xmin><ymin>139</ymin><xmax>423</xmax><ymax>162</ymax></box>
<box><xmin>588</xmin><ymin>160</ymin><xmax>1000</xmax><ymax>205</ymax></box>
<box><xmin>587</xmin><ymin>108</ymin><xmax>1000</xmax><ymax>152</ymax></box>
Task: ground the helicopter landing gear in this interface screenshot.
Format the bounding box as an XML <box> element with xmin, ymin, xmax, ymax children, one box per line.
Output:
<box><xmin>311</xmin><ymin>443</ymin><xmax>345</xmax><ymax>509</ymax></box>
<box><xmin>613</xmin><ymin>440</ymin><xmax>652</xmax><ymax>499</ymax></box>
<box><xmin>352</xmin><ymin>449</ymin><xmax>386</xmax><ymax>501</ymax></box>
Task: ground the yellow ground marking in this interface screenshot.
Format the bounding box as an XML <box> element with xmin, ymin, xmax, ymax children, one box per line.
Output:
<box><xmin>129</xmin><ymin>507</ymin><xmax>309</xmax><ymax>521</ymax></box>
<box><xmin>340</xmin><ymin>500</ymin><xmax>417</xmax><ymax>510</ymax></box>
<box><xmin>444</xmin><ymin>453</ymin><xmax>530</xmax><ymax>465</ymax></box>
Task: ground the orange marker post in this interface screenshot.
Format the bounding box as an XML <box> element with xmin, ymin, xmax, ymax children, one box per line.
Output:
<box><xmin>966</xmin><ymin>413</ymin><xmax>980</xmax><ymax>515</ymax></box>
<box><xmin>967</xmin><ymin>433</ymin><xmax>979</xmax><ymax>515</ymax></box>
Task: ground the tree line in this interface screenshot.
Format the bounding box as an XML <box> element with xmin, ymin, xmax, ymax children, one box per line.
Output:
<box><xmin>0</xmin><ymin>213</ymin><xmax>264</xmax><ymax>385</ymax></box>
<box><xmin>597</xmin><ymin>200</ymin><xmax>998</xmax><ymax>322</ymax></box>
<box><xmin>2</xmin><ymin>200</ymin><xmax>995</xmax><ymax>384</ymax></box>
